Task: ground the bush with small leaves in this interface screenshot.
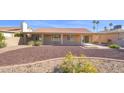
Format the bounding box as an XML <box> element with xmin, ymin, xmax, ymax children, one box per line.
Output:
<box><xmin>28</xmin><ymin>40</ymin><xmax>42</xmax><ymax>46</ymax></box>
<box><xmin>0</xmin><ymin>33</ymin><xmax>5</xmax><ymax>42</ymax></box>
<box><xmin>34</xmin><ymin>40</ymin><xmax>41</xmax><ymax>46</ymax></box>
<box><xmin>0</xmin><ymin>42</ymin><xmax>6</xmax><ymax>48</ymax></box>
<box><xmin>109</xmin><ymin>44</ymin><xmax>120</xmax><ymax>49</ymax></box>
<box><xmin>28</xmin><ymin>40</ymin><xmax>34</xmax><ymax>46</ymax></box>
<box><xmin>14</xmin><ymin>32</ymin><xmax>23</xmax><ymax>37</ymax></box>
<box><xmin>0</xmin><ymin>33</ymin><xmax>6</xmax><ymax>48</ymax></box>
<box><xmin>59</xmin><ymin>52</ymin><xmax>98</xmax><ymax>73</ymax></box>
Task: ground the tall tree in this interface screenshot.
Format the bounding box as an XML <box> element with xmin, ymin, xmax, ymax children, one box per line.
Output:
<box><xmin>92</xmin><ymin>20</ymin><xmax>96</xmax><ymax>32</ymax></box>
<box><xmin>104</xmin><ymin>26</ymin><xmax>107</xmax><ymax>31</ymax></box>
<box><xmin>96</xmin><ymin>21</ymin><xmax>100</xmax><ymax>32</ymax></box>
<box><xmin>109</xmin><ymin>23</ymin><xmax>113</xmax><ymax>30</ymax></box>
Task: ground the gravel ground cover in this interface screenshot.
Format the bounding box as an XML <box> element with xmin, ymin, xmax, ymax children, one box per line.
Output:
<box><xmin>0</xmin><ymin>45</ymin><xmax>124</xmax><ymax>66</ymax></box>
<box><xmin>0</xmin><ymin>57</ymin><xmax>124</xmax><ymax>73</ymax></box>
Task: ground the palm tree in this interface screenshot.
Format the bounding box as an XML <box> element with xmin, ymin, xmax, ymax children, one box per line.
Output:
<box><xmin>104</xmin><ymin>26</ymin><xmax>107</xmax><ymax>31</ymax></box>
<box><xmin>109</xmin><ymin>23</ymin><xmax>113</xmax><ymax>30</ymax></box>
<box><xmin>92</xmin><ymin>20</ymin><xmax>96</xmax><ymax>32</ymax></box>
<box><xmin>96</xmin><ymin>21</ymin><xmax>100</xmax><ymax>32</ymax></box>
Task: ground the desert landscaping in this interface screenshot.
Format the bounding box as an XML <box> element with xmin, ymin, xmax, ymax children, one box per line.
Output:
<box><xmin>0</xmin><ymin>45</ymin><xmax>124</xmax><ymax>72</ymax></box>
<box><xmin>0</xmin><ymin>21</ymin><xmax>124</xmax><ymax>73</ymax></box>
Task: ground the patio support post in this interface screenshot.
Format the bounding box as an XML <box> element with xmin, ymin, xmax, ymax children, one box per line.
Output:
<box><xmin>61</xmin><ymin>34</ymin><xmax>63</xmax><ymax>45</ymax></box>
<box><xmin>23</xmin><ymin>34</ymin><xmax>27</xmax><ymax>44</ymax></box>
<box><xmin>99</xmin><ymin>35</ymin><xmax>101</xmax><ymax>44</ymax></box>
<box><xmin>90</xmin><ymin>35</ymin><xmax>92</xmax><ymax>43</ymax></box>
<box><xmin>41</xmin><ymin>34</ymin><xmax>44</xmax><ymax>44</ymax></box>
<box><xmin>80</xmin><ymin>34</ymin><xmax>83</xmax><ymax>45</ymax></box>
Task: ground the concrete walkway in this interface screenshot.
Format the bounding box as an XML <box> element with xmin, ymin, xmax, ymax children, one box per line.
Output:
<box><xmin>82</xmin><ymin>43</ymin><xmax>109</xmax><ymax>49</ymax></box>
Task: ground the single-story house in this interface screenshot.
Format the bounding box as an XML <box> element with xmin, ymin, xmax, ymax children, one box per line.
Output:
<box><xmin>22</xmin><ymin>28</ymin><xmax>91</xmax><ymax>45</ymax></box>
<box><xmin>0</xmin><ymin>22</ymin><xmax>124</xmax><ymax>46</ymax></box>
<box><xmin>22</xmin><ymin>28</ymin><xmax>124</xmax><ymax>46</ymax></box>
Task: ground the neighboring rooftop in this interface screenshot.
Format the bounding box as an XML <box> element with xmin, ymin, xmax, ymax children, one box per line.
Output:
<box><xmin>100</xmin><ymin>29</ymin><xmax>124</xmax><ymax>33</ymax></box>
<box><xmin>0</xmin><ymin>27</ymin><xmax>21</xmax><ymax>32</ymax></box>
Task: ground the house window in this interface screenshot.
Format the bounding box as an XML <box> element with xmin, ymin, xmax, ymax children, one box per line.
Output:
<box><xmin>67</xmin><ymin>34</ymin><xmax>73</xmax><ymax>41</ymax></box>
<box><xmin>52</xmin><ymin>34</ymin><xmax>60</xmax><ymax>41</ymax></box>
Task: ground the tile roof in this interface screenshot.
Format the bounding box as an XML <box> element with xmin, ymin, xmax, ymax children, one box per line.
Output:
<box><xmin>0</xmin><ymin>27</ymin><xmax>21</xmax><ymax>32</ymax></box>
<box><xmin>34</xmin><ymin>28</ymin><xmax>90</xmax><ymax>34</ymax></box>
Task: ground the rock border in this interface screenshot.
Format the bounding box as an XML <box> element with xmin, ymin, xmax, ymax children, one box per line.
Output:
<box><xmin>0</xmin><ymin>57</ymin><xmax>124</xmax><ymax>73</ymax></box>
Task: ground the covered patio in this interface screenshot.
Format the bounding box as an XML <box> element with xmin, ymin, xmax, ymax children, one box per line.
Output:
<box><xmin>22</xmin><ymin>32</ymin><xmax>93</xmax><ymax>45</ymax></box>
<box><xmin>21</xmin><ymin>28</ymin><xmax>93</xmax><ymax>45</ymax></box>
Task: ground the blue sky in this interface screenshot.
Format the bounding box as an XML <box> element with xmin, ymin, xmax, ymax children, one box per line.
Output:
<box><xmin>0</xmin><ymin>20</ymin><xmax>124</xmax><ymax>32</ymax></box>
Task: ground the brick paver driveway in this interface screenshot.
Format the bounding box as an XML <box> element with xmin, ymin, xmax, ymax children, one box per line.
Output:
<box><xmin>0</xmin><ymin>45</ymin><xmax>124</xmax><ymax>66</ymax></box>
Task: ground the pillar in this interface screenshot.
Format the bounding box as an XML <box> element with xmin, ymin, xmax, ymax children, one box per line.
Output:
<box><xmin>61</xmin><ymin>34</ymin><xmax>63</xmax><ymax>45</ymax></box>
<box><xmin>23</xmin><ymin>34</ymin><xmax>27</xmax><ymax>44</ymax></box>
<box><xmin>80</xmin><ymin>34</ymin><xmax>84</xmax><ymax>45</ymax></box>
<box><xmin>41</xmin><ymin>34</ymin><xmax>44</xmax><ymax>44</ymax></box>
<box><xmin>99</xmin><ymin>35</ymin><xmax>101</xmax><ymax>44</ymax></box>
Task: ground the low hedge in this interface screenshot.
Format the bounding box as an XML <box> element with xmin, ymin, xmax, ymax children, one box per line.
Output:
<box><xmin>0</xmin><ymin>42</ymin><xmax>7</xmax><ymax>48</ymax></box>
<box><xmin>109</xmin><ymin>44</ymin><xmax>120</xmax><ymax>49</ymax></box>
<box><xmin>34</xmin><ymin>41</ymin><xmax>41</xmax><ymax>46</ymax></box>
<box><xmin>28</xmin><ymin>40</ymin><xmax>42</xmax><ymax>46</ymax></box>
<box><xmin>14</xmin><ymin>32</ymin><xmax>23</xmax><ymax>37</ymax></box>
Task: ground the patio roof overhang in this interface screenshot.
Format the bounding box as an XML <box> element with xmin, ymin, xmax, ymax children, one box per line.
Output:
<box><xmin>22</xmin><ymin>30</ymin><xmax>124</xmax><ymax>35</ymax></box>
<box><xmin>22</xmin><ymin>31</ymin><xmax>94</xmax><ymax>34</ymax></box>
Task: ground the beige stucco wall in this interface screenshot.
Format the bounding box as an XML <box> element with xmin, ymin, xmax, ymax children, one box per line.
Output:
<box><xmin>115</xmin><ymin>33</ymin><xmax>124</xmax><ymax>46</ymax></box>
<box><xmin>5</xmin><ymin>37</ymin><xmax>20</xmax><ymax>47</ymax></box>
<box><xmin>1</xmin><ymin>32</ymin><xmax>15</xmax><ymax>38</ymax></box>
<box><xmin>92</xmin><ymin>32</ymin><xmax>124</xmax><ymax>46</ymax></box>
<box><xmin>92</xmin><ymin>33</ymin><xmax>118</xmax><ymax>43</ymax></box>
<box><xmin>118</xmin><ymin>32</ymin><xmax>124</xmax><ymax>39</ymax></box>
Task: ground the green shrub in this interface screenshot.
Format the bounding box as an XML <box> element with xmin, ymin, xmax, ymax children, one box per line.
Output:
<box><xmin>28</xmin><ymin>40</ymin><xmax>34</xmax><ymax>46</ymax></box>
<box><xmin>109</xmin><ymin>44</ymin><xmax>120</xmax><ymax>49</ymax></box>
<box><xmin>34</xmin><ymin>40</ymin><xmax>41</xmax><ymax>46</ymax></box>
<box><xmin>14</xmin><ymin>32</ymin><xmax>23</xmax><ymax>37</ymax></box>
<box><xmin>59</xmin><ymin>52</ymin><xmax>98</xmax><ymax>73</ymax></box>
<box><xmin>0</xmin><ymin>33</ymin><xmax>6</xmax><ymax>48</ymax></box>
<box><xmin>0</xmin><ymin>33</ymin><xmax>5</xmax><ymax>42</ymax></box>
<box><xmin>0</xmin><ymin>42</ymin><xmax>6</xmax><ymax>48</ymax></box>
<box><xmin>28</xmin><ymin>40</ymin><xmax>41</xmax><ymax>46</ymax></box>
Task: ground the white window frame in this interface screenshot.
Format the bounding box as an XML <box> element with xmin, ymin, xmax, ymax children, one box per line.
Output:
<box><xmin>67</xmin><ymin>34</ymin><xmax>74</xmax><ymax>41</ymax></box>
<box><xmin>52</xmin><ymin>34</ymin><xmax>60</xmax><ymax>41</ymax></box>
